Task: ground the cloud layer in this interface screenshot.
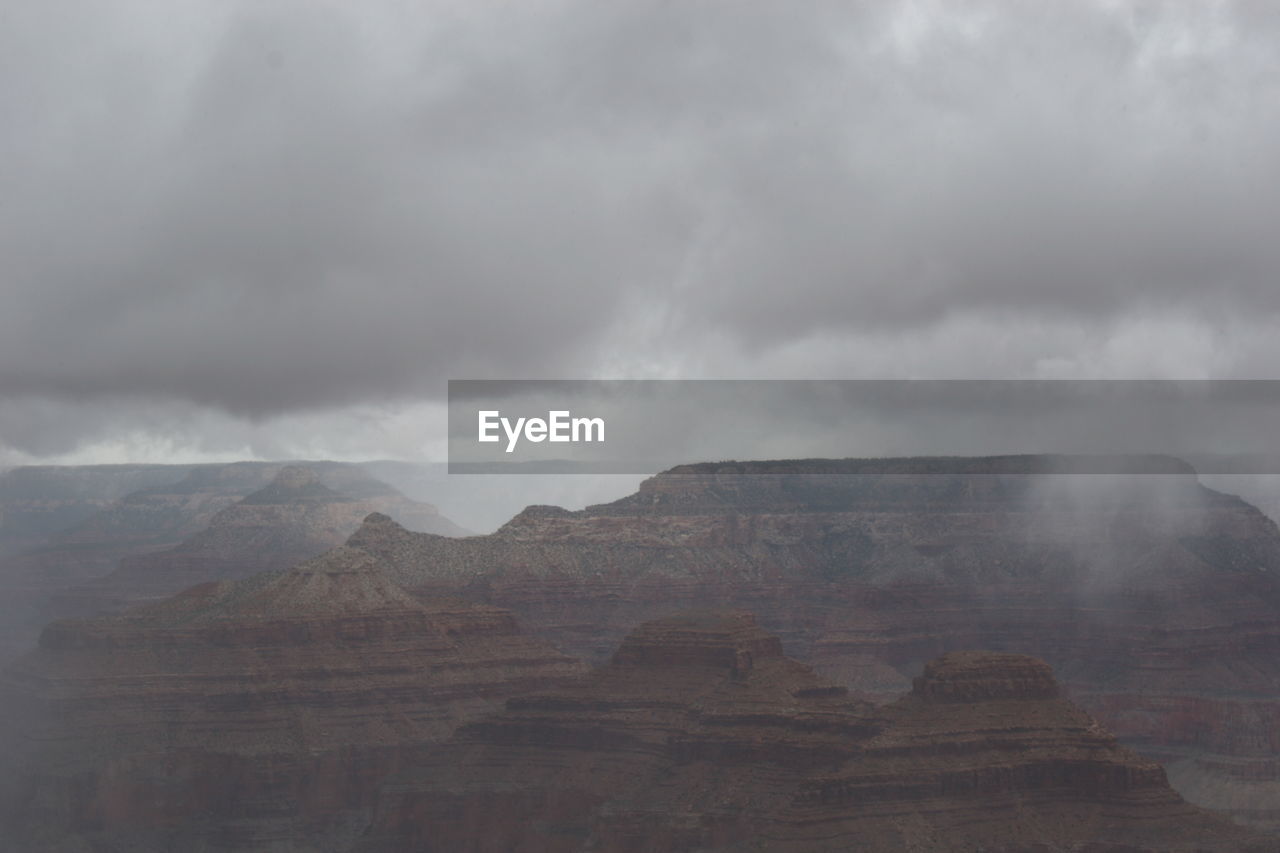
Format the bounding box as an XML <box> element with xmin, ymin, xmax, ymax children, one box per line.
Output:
<box><xmin>4</xmin><ymin>0</ymin><xmax>1280</xmax><ymax>462</ymax></box>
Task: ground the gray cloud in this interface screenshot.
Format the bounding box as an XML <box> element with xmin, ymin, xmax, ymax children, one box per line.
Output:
<box><xmin>3</xmin><ymin>0</ymin><xmax>1280</xmax><ymax>461</ymax></box>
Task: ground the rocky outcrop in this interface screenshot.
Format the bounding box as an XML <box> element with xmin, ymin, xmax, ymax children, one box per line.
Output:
<box><xmin>0</xmin><ymin>462</ymin><xmax>468</xmax><ymax>663</ymax></box>
<box><xmin>0</xmin><ymin>463</ymin><xmax>187</xmax><ymax>554</ymax></box>
<box><xmin>359</xmin><ymin>612</ymin><xmax>875</xmax><ymax>852</ymax></box>
<box><xmin>344</xmin><ymin>456</ymin><xmax>1280</xmax><ymax>832</ymax></box>
<box><xmin>55</xmin><ymin>465</ymin><xmax>467</xmax><ymax>618</ymax></box>
<box><xmin>1</xmin><ymin>464</ymin><xmax>273</xmax><ymax>600</ymax></box>
<box><xmin>0</xmin><ymin>464</ymin><xmax>261</xmax><ymax>664</ymax></box>
<box><xmin>0</xmin><ymin>547</ymin><xmax>583</xmax><ymax>852</ymax></box>
<box><xmin>359</xmin><ymin>618</ymin><xmax>1265</xmax><ymax>852</ymax></box>
<box><xmin>771</xmin><ymin>650</ymin><xmax>1266</xmax><ymax>851</ymax></box>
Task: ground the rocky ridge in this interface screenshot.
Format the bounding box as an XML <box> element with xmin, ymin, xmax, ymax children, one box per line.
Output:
<box><xmin>0</xmin><ymin>545</ymin><xmax>582</xmax><ymax>852</ymax></box>
<box><xmin>359</xmin><ymin>615</ymin><xmax>1265</xmax><ymax>852</ymax></box>
<box><xmin>343</xmin><ymin>456</ymin><xmax>1280</xmax><ymax>831</ymax></box>
<box><xmin>0</xmin><ymin>462</ymin><xmax>468</xmax><ymax>663</ymax></box>
<box><xmin>55</xmin><ymin>465</ymin><xmax>466</xmax><ymax>619</ymax></box>
<box><xmin>0</xmin><ymin>464</ymin><xmax>186</xmax><ymax>555</ymax></box>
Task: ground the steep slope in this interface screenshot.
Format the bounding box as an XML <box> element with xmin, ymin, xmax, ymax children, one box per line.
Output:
<box><xmin>0</xmin><ymin>463</ymin><xmax>186</xmax><ymax>554</ymax></box>
<box><xmin>359</xmin><ymin>615</ymin><xmax>1264</xmax><ymax>852</ymax></box>
<box><xmin>1</xmin><ymin>464</ymin><xmax>274</xmax><ymax>601</ymax></box>
<box><xmin>0</xmin><ymin>464</ymin><xmax>271</xmax><ymax>665</ymax></box>
<box><xmin>58</xmin><ymin>465</ymin><xmax>466</xmax><ymax>617</ymax></box>
<box><xmin>286</xmin><ymin>462</ymin><xmax>470</xmax><ymax>539</ymax></box>
<box><xmin>345</xmin><ymin>456</ymin><xmax>1280</xmax><ymax>831</ymax></box>
<box><xmin>360</xmin><ymin>611</ymin><xmax>874</xmax><ymax>852</ymax></box>
<box><xmin>0</xmin><ymin>462</ymin><xmax>468</xmax><ymax>663</ymax></box>
<box><xmin>0</xmin><ymin>547</ymin><xmax>583</xmax><ymax>852</ymax></box>
<box><xmin>772</xmin><ymin>651</ymin><xmax>1255</xmax><ymax>851</ymax></box>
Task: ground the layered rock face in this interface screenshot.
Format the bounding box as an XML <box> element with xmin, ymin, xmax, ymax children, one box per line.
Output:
<box><xmin>345</xmin><ymin>456</ymin><xmax>1280</xmax><ymax>831</ymax></box>
<box><xmin>360</xmin><ymin>616</ymin><xmax>1264</xmax><ymax>852</ymax></box>
<box><xmin>0</xmin><ymin>462</ymin><xmax>467</xmax><ymax>663</ymax></box>
<box><xmin>1</xmin><ymin>464</ymin><xmax>274</xmax><ymax>606</ymax></box>
<box><xmin>0</xmin><ymin>464</ymin><xmax>271</xmax><ymax>664</ymax></box>
<box><xmin>0</xmin><ymin>463</ymin><xmax>186</xmax><ymax>555</ymax></box>
<box><xmin>359</xmin><ymin>611</ymin><xmax>875</xmax><ymax>852</ymax></box>
<box><xmin>0</xmin><ymin>461</ymin><xmax>463</xmax><ymax>559</ymax></box>
<box><xmin>57</xmin><ymin>465</ymin><xmax>466</xmax><ymax>618</ymax></box>
<box><xmin>0</xmin><ymin>547</ymin><xmax>583</xmax><ymax>852</ymax></box>
<box><xmin>771</xmin><ymin>650</ymin><xmax>1266</xmax><ymax>852</ymax></box>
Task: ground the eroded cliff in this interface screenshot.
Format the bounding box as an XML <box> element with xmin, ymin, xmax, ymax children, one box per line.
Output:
<box><xmin>0</xmin><ymin>546</ymin><xmax>582</xmax><ymax>852</ymax></box>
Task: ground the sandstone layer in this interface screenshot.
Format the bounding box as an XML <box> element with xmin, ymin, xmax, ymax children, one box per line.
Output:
<box><xmin>0</xmin><ymin>463</ymin><xmax>187</xmax><ymax>555</ymax></box>
<box><xmin>344</xmin><ymin>456</ymin><xmax>1280</xmax><ymax>831</ymax></box>
<box><xmin>0</xmin><ymin>462</ymin><xmax>467</xmax><ymax>663</ymax></box>
<box><xmin>56</xmin><ymin>465</ymin><xmax>465</xmax><ymax>619</ymax></box>
<box><xmin>0</xmin><ymin>546</ymin><xmax>583</xmax><ymax>852</ymax></box>
<box><xmin>359</xmin><ymin>615</ymin><xmax>1265</xmax><ymax>852</ymax></box>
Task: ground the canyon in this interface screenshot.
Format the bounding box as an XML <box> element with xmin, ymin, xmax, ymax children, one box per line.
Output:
<box><xmin>0</xmin><ymin>463</ymin><xmax>466</xmax><ymax>662</ymax></box>
<box><xmin>358</xmin><ymin>612</ymin><xmax>1266</xmax><ymax>852</ymax></box>
<box><xmin>58</xmin><ymin>465</ymin><xmax>465</xmax><ymax>616</ymax></box>
<box><xmin>2</xmin><ymin>454</ymin><xmax>1279</xmax><ymax>848</ymax></box>
<box><xmin>344</xmin><ymin>456</ymin><xmax>1280</xmax><ymax>832</ymax></box>
<box><xmin>0</xmin><ymin>546</ymin><xmax>582</xmax><ymax>852</ymax></box>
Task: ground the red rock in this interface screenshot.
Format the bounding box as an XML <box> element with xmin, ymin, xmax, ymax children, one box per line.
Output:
<box><xmin>0</xmin><ymin>463</ymin><xmax>468</xmax><ymax>663</ymax></box>
<box><xmin>344</xmin><ymin>457</ymin><xmax>1280</xmax><ymax>832</ymax></box>
<box><xmin>55</xmin><ymin>465</ymin><xmax>466</xmax><ymax>618</ymax></box>
<box><xmin>358</xmin><ymin>618</ymin><xmax>1266</xmax><ymax>852</ymax></box>
<box><xmin>0</xmin><ymin>546</ymin><xmax>583</xmax><ymax>851</ymax></box>
<box><xmin>0</xmin><ymin>464</ymin><xmax>186</xmax><ymax>554</ymax></box>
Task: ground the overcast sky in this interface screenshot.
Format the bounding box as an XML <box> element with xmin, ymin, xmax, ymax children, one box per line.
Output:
<box><xmin>3</xmin><ymin>0</ymin><xmax>1280</xmax><ymax>468</ymax></box>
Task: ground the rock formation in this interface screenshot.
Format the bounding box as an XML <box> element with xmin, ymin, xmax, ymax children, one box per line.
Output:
<box><xmin>1</xmin><ymin>464</ymin><xmax>273</xmax><ymax>604</ymax></box>
<box><xmin>55</xmin><ymin>465</ymin><xmax>467</xmax><ymax>618</ymax></box>
<box><xmin>0</xmin><ymin>464</ymin><xmax>269</xmax><ymax>663</ymax></box>
<box><xmin>0</xmin><ymin>463</ymin><xmax>186</xmax><ymax>554</ymax></box>
<box><xmin>359</xmin><ymin>615</ymin><xmax>1266</xmax><ymax>852</ymax></box>
<box><xmin>0</xmin><ymin>547</ymin><xmax>582</xmax><ymax>852</ymax></box>
<box><xmin>0</xmin><ymin>462</ymin><xmax>468</xmax><ymax>663</ymax></box>
<box><xmin>344</xmin><ymin>456</ymin><xmax>1280</xmax><ymax>832</ymax></box>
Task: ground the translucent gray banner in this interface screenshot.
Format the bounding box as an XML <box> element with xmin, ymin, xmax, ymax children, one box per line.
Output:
<box><xmin>447</xmin><ymin>380</ymin><xmax>1280</xmax><ymax>474</ymax></box>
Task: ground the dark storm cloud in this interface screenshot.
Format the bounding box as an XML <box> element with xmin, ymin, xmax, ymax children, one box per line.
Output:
<box><xmin>3</xmin><ymin>1</ymin><xmax>1280</xmax><ymax>458</ymax></box>
<box><xmin>0</xmin><ymin>1</ymin><xmax>686</xmax><ymax>416</ymax></box>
